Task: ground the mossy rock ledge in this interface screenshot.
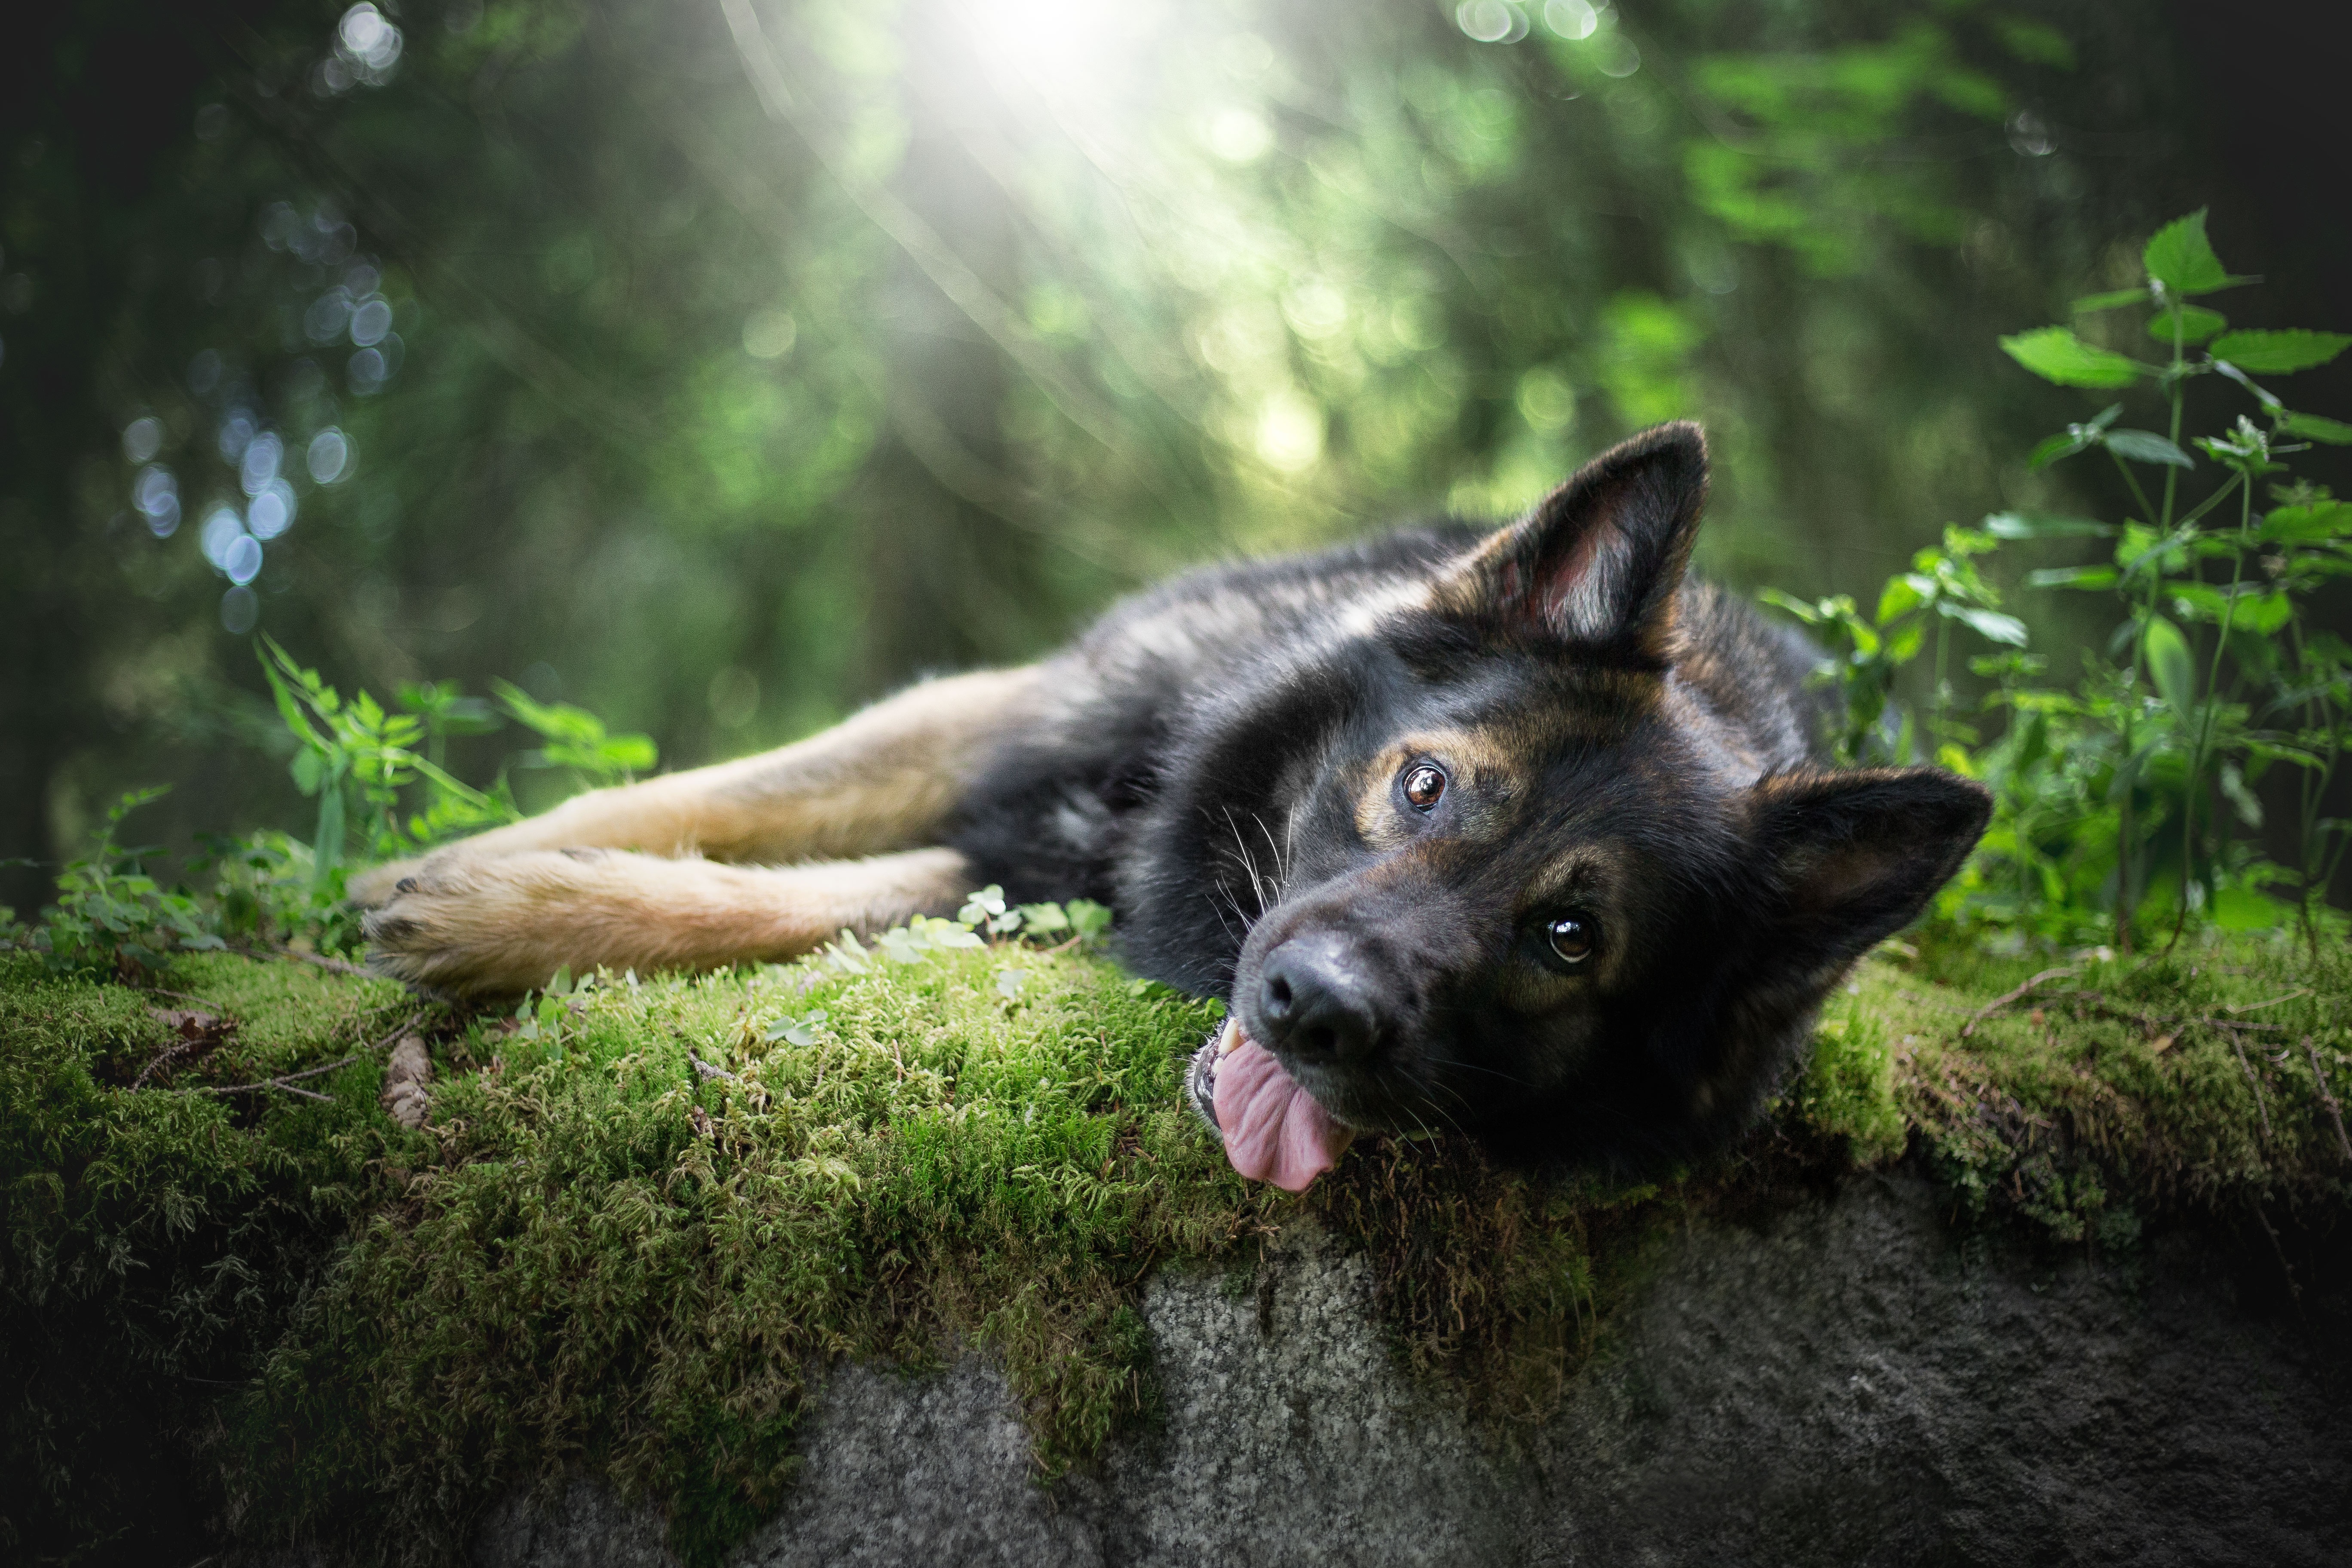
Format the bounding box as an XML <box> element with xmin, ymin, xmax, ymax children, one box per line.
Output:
<box><xmin>4</xmin><ymin>935</ymin><xmax>2349</xmax><ymax>1566</ymax></box>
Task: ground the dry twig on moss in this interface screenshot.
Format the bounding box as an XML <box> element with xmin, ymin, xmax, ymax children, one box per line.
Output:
<box><xmin>1960</xmin><ymin>967</ymin><xmax>2077</xmax><ymax>1038</ymax></box>
<box><xmin>2304</xmin><ymin>1036</ymin><xmax>2352</xmax><ymax>1162</ymax></box>
<box><xmin>268</xmin><ymin>945</ymin><xmax>372</xmax><ymax>979</ymax></box>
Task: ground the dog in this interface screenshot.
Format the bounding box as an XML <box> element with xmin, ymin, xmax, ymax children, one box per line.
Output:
<box><xmin>354</xmin><ymin>423</ymin><xmax>1989</xmax><ymax>1187</ymax></box>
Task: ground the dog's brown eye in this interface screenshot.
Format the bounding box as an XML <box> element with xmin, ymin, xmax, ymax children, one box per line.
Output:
<box><xmin>1402</xmin><ymin>764</ymin><xmax>1446</xmax><ymax>811</ymax></box>
<box><xmin>1547</xmin><ymin>915</ymin><xmax>1596</xmax><ymax>966</ymax></box>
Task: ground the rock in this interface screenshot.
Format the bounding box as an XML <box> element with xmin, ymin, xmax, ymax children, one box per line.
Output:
<box><xmin>466</xmin><ymin>1174</ymin><xmax>2349</xmax><ymax>1568</ymax></box>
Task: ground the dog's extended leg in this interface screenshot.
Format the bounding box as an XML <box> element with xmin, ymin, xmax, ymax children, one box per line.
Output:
<box><xmin>347</xmin><ymin>665</ymin><xmax>1039</xmax><ymax>905</ymax></box>
<box><xmin>364</xmin><ymin>845</ymin><xmax>972</xmax><ymax>995</ymax></box>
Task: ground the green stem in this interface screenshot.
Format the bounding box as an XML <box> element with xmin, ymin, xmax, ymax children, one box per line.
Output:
<box><xmin>2107</xmin><ymin>447</ymin><xmax>2159</xmax><ymax>529</ymax></box>
<box><xmin>2172</xmin><ymin>476</ymin><xmax>2254</xmax><ymax>942</ymax></box>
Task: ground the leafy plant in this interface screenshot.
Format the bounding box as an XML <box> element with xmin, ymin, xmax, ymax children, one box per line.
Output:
<box><xmin>27</xmin><ymin>788</ymin><xmax>225</xmax><ymax>978</ymax></box>
<box><xmin>1775</xmin><ymin>209</ymin><xmax>2352</xmax><ymax>952</ymax></box>
<box><xmin>1764</xmin><ymin>522</ymin><xmax>2026</xmax><ymax>767</ymax></box>
<box><xmin>1994</xmin><ymin>209</ymin><xmax>2350</xmax><ymax>948</ymax></box>
<box><xmin>259</xmin><ymin>637</ymin><xmax>520</xmax><ymax>887</ymax></box>
<box><xmin>492</xmin><ymin>679</ymin><xmax>658</xmax><ymax>790</ymax></box>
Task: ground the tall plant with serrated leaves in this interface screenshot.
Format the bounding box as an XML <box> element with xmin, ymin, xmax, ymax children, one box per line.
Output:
<box><xmin>1767</xmin><ymin>210</ymin><xmax>2350</xmax><ymax>953</ymax></box>
<box><xmin>1992</xmin><ymin>209</ymin><xmax>2350</xmax><ymax>949</ymax></box>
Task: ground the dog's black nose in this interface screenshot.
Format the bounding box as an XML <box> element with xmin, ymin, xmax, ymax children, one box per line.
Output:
<box><xmin>1258</xmin><ymin>937</ymin><xmax>1381</xmax><ymax>1062</ymax></box>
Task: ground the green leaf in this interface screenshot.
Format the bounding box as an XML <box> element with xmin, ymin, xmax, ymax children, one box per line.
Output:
<box><xmin>2070</xmin><ymin>288</ymin><xmax>2151</xmax><ymax>314</ymax></box>
<box><xmin>1758</xmin><ymin>588</ymin><xmax>1824</xmax><ymax>625</ymax></box>
<box><xmin>1017</xmin><ymin>902</ymin><xmax>1071</xmax><ymax>935</ymax></box>
<box><xmin>2022</xmin><ymin>432</ymin><xmax>2098</xmax><ymax>470</ymax></box>
<box><xmin>2280</xmin><ymin>411</ymin><xmax>2352</xmax><ymax>444</ymax></box>
<box><xmin>2209</xmin><ymin>329</ymin><xmax>2350</xmax><ymax>375</ymax></box>
<box><xmin>2102</xmin><ymin>429</ymin><xmax>2195</xmax><ymax>468</ymax></box>
<box><xmin>2236</xmin><ymin>591</ymin><xmax>2294</xmax><ymax>636</ymax></box>
<box><xmin>2259</xmin><ymin>502</ymin><xmax>2352</xmax><ymax>543</ymax></box>
<box><xmin>2026</xmin><ymin>431</ymin><xmax>2089</xmax><ymax>469</ymax></box>
<box><xmin>1940</xmin><ymin>604</ymin><xmax>2029</xmax><ymax>647</ymax></box>
<box><xmin>1999</xmin><ymin>328</ymin><xmax>2146</xmax><ymax>389</ymax></box>
<box><xmin>1984</xmin><ymin>511</ymin><xmax>2115</xmax><ymax>539</ymax></box>
<box><xmin>2024</xmin><ymin>565</ymin><xmax>2118</xmax><ymax>591</ymax></box>
<box><xmin>2145</xmin><ymin>305</ymin><xmax>2226</xmax><ymax>346</ymax></box>
<box><xmin>2165</xmin><ymin>582</ymin><xmax>2235</xmax><ymax>622</ymax></box>
<box><xmin>2141</xmin><ymin>209</ymin><xmax>2231</xmax><ymax>296</ymax></box>
<box><xmin>2142</xmin><ymin>614</ymin><xmax>2196</xmax><ymax>716</ymax></box>
<box><xmin>1874</xmin><ymin>576</ymin><xmax>1926</xmax><ymax>625</ymax></box>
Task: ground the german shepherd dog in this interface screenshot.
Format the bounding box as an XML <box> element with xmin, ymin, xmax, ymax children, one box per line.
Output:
<box><xmin>355</xmin><ymin>423</ymin><xmax>1989</xmax><ymax>1188</ymax></box>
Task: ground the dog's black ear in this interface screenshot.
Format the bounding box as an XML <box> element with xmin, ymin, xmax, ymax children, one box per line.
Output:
<box><xmin>1440</xmin><ymin>421</ymin><xmax>1708</xmax><ymax>658</ymax></box>
<box><xmin>1749</xmin><ymin>768</ymin><xmax>1992</xmax><ymax>973</ymax></box>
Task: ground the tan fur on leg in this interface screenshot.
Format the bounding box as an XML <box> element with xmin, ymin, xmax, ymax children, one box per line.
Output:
<box><xmin>348</xmin><ymin>665</ymin><xmax>1039</xmax><ymax>907</ymax></box>
<box><xmin>364</xmin><ymin>846</ymin><xmax>973</xmax><ymax>995</ymax></box>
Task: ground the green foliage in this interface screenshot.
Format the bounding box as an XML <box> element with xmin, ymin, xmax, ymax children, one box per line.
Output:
<box><xmin>1772</xmin><ymin>210</ymin><xmax>2352</xmax><ymax>952</ymax></box>
<box><xmin>25</xmin><ymin>789</ymin><xmax>224</xmax><ymax>978</ymax></box>
<box><xmin>1762</xmin><ymin>523</ymin><xmax>2021</xmax><ymax>767</ymax></box>
<box><xmin>261</xmin><ymin>637</ymin><xmax>519</xmax><ymax>884</ymax></box>
<box><xmin>492</xmin><ymin>679</ymin><xmax>659</xmax><ymax>789</ymax></box>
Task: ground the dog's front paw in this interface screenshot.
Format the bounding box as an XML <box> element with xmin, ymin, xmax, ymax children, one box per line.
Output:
<box><xmin>346</xmin><ymin>854</ymin><xmax>429</xmax><ymax>909</ymax></box>
<box><xmin>362</xmin><ymin>854</ymin><xmax>549</xmax><ymax>995</ymax></box>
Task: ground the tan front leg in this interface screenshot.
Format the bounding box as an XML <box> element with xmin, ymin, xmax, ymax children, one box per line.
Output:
<box><xmin>348</xmin><ymin>665</ymin><xmax>1038</xmax><ymax>906</ymax></box>
<box><xmin>364</xmin><ymin>846</ymin><xmax>973</xmax><ymax>995</ymax></box>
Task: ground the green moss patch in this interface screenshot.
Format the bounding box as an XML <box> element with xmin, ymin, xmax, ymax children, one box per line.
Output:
<box><xmin>5</xmin><ymin>933</ymin><xmax>2348</xmax><ymax>1564</ymax></box>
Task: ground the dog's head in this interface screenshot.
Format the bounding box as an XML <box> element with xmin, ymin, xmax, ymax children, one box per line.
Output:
<box><xmin>1140</xmin><ymin>422</ymin><xmax>1989</xmax><ymax>1182</ymax></box>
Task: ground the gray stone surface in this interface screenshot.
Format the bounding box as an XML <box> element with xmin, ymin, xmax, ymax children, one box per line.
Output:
<box><xmin>469</xmin><ymin>1175</ymin><xmax>2349</xmax><ymax>1568</ymax></box>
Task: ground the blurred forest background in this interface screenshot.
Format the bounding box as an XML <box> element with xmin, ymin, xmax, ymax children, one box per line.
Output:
<box><xmin>4</xmin><ymin>0</ymin><xmax>2347</xmax><ymax>916</ymax></box>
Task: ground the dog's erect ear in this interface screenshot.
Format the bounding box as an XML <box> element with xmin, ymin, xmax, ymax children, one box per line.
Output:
<box><xmin>1749</xmin><ymin>768</ymin><xmax>1992</xmax><ymax>974</ymax></box>
<box><xmin>1439</xmin><ymin>421</ymin><xmax>1708</xmax><ymax>658</ymax></box>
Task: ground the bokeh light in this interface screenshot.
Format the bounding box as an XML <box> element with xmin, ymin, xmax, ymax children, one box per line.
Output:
<box><xmin>132</xmin><ymin>465</ymin><xmax>181</xmax><ymax>536</ymax></box>
<box><xmin>220</xmin><ymin>586</ymin><xmax>260</xmax><ymax>634</ymax></box>
<box><xmin>122</xmin><ymin>416</ymin><xmax>164</xmax><ymax>463</ymax></box>
<box><xmin>742</xmin><ymin>309</ymin><xmax>797</xmax><ymax>360</ymax></box>
<box><xmin>249</xmin><ymin>479</ymin><xmax>297</xmax><ymax>539</ymax></box>
<box><xmin>223</xmin><ymin>534</ymin><xmax>263</xmax><ymax>585</ymax></box>
<box><xmin>307</xmin><ymin>427</ymin><xmax>352</xmax><ymax>484</ymax></box>
<box><xmin>240</xmin><ymin>430</ymin><xmax>284</xmax><ymax>495</ymax></box>
<box><xmin>1544</xmin><ymin>0</ymin><xmax>1599</xmax><ymax>39</ymax></box>
<box><xmin>199</xmin><ymin>505</ymin><xmax>245</xmax><ymax>571</ymax></box>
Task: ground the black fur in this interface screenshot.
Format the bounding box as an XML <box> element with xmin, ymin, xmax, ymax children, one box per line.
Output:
<box><xmin>949</xmin><ymin>423</ymin><xmax>1988</xmax><ymax>1173</ymax></box>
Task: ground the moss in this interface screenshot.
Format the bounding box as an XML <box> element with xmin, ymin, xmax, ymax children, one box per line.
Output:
<box><xmin>4</xmin><ymin>930</ymin><xmax>2348</xmax><ymax>1564</ymax></box>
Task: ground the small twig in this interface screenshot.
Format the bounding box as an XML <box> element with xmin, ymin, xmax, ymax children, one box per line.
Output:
<box><xmin>2225</xmin><ymin>987</ymin><xmax>2311</xmax><ymax>1015</ymax></box>
<box><xmin>183</xmin><ymin>1054</ymin><xmax>359</xmax><ymax>1101</ymax></box>
<box><xmin>2228</xmin><ymin>1031</ymin><xmax>2275</xmax><ymax>1143</ymax></box>
<box><xmin>198</xmin><ymin>1077</ymin><xmax>337</xmax><ymax>1102</ymax></box>
<box><xmin>134</xmin><ymin>1040</ymin><xmax>203</xmax><ymax>1091</ymax></box>
<box><xmin>689</xmin><ymin>1054</ymin><xmax>737</xmax><ymax>1081</ymax></box>
<box><xmin>2305</xmin><ymin>1037</ymin><xmax>2352</xmax><ymax>1163</ymax></box>
<box><xmin>1961</xmin><ymin>967</ymin><xmax>2078</xmax><ymax>1038</ymax></box>
<box><xmin>270</xmin><ymin>945</ymin><xmax>371</xmax><ymax>978</ymax></box>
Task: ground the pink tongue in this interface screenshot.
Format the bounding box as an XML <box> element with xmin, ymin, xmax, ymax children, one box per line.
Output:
<box><xmin>1215</xmin><ymin>1033</ymin><xmax>1356</xmax><ymax>1192</ymax></box>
